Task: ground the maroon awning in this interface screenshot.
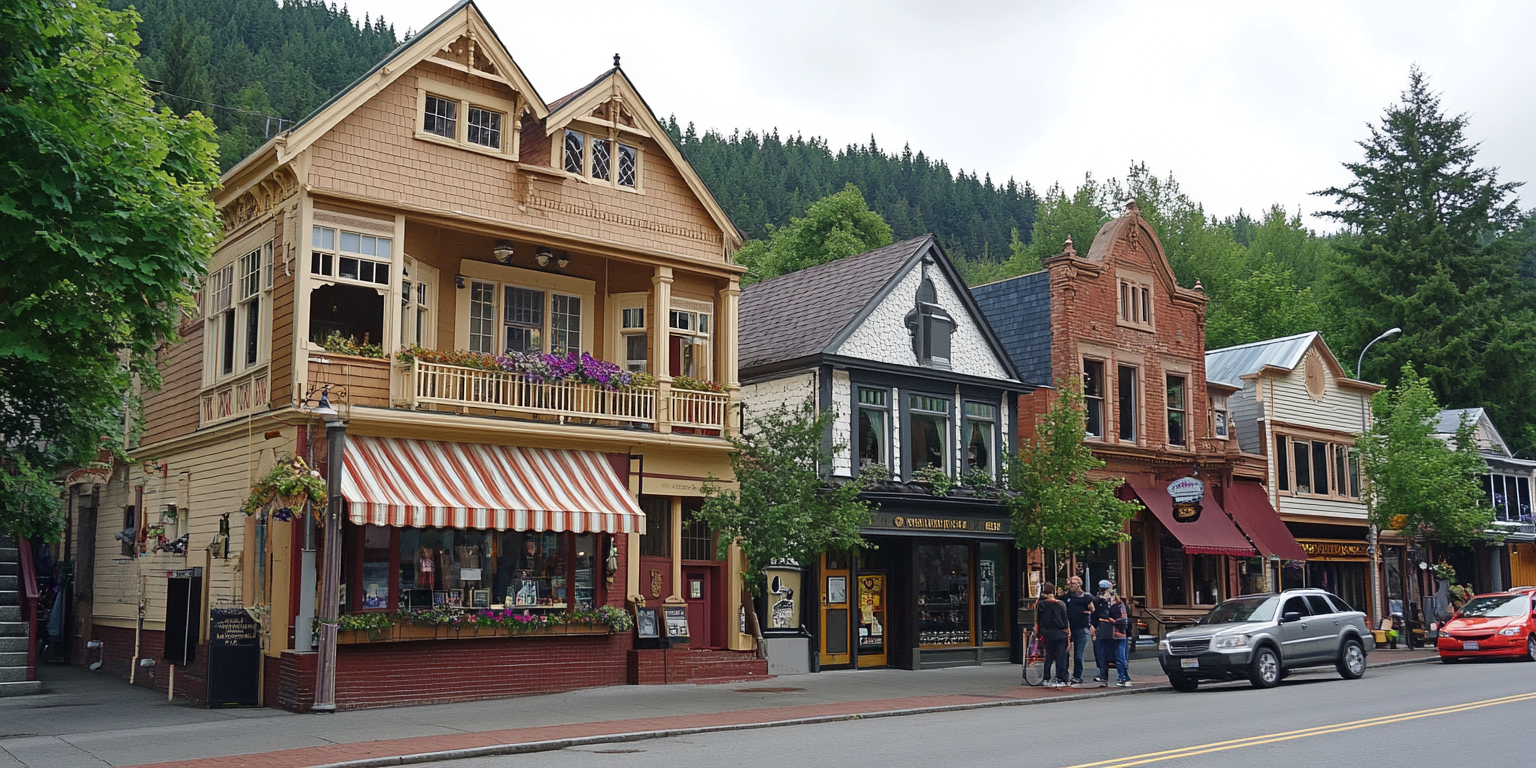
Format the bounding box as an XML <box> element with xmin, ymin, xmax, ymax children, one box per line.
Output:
<box><xmin>1225</xmin><ymin>481</ymin><xmax>1308</xmax><ymax>561</ymax></box>
<box><xmin>1127</xmin><ymin>481</ymin><xmax>1256</xmax><ymax>557</ymax></box>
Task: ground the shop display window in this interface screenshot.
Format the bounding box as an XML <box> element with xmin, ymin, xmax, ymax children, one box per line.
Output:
<box><xmin>1159</xmin><ymin>530</ymin><xmax>1186</xmax><ymax>606</ymax></box>
<box><xmin>857</xmin><ymin>388</ymin><xmax>889</xmax><ymax>470</ymax></box>
<box><xmin>916</xmin><ymin>543</ymin><xmax>972</xmax><ymax>646</ymax></box>
<box><xmin>964</xmin><ymin>402</ymin><xmax>996</xmax><ymax>475</ymax></box>
<box><xmin>345</xmin><ymin>524</ymin><xmax>603</xmax><ymax>613</ymax></box>
<box><xmin>977</xmin><ymin>542</ymin><xmax>1008</xmax><ymax>644</ymax></box>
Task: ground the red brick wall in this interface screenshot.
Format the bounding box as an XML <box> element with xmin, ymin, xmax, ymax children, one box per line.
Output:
<box><xmin>91</xmin><ymin>624</ymin><xmax>210</xmax><ymax>704</ymax></box>
<box><xmin>325</xmin><ymin>634</ymin><xmax>629</xmax><ymax>710</ymax></box>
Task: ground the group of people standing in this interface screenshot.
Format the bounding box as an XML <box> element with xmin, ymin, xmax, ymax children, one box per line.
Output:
<box><xmin>1032</xmin><ymin>576</ymin><xmax>1131</xmax><ymax>688</ymax></box>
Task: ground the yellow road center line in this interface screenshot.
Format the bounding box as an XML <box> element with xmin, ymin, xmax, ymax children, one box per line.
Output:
<box><xmin>1064</xmin><ymin>691</ymin><xmax>1536</xmax><ymax>768</ymax></box>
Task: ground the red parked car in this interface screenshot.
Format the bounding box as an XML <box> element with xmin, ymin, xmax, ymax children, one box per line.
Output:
<box><xmin>1437</xmin><ymin>591</ymin><xmax>1536</xmax><ymax>662</ymax></box>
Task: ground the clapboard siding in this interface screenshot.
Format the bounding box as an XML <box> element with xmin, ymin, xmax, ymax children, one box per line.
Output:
<box><xmin>1269</xmin><ymin>364</ymin><xmax>1370</xmax><ymax>435</ymax></box>
<box><xmin>1231</xmin><ymin>381</ymin><xmax>1263</xmax><ymax>454</ymax></box>
<box><xmin>309</xmin><ymin>354</ymin><xmax>392</xmax><ymax>408</ymax></box>
<box><xmin>1277</xmin><ymin>492</ymin><xmax>1369</xmax><ymax>522</ymax></box>
<box><xmin>270</xmin><ymin>208</ymin><xmax>297</xmax><ymax>408</ymax></box>
<box><xmin>141</xmin><ymin>324</ymin><xmax>205</xmax><ymax>446</ymax></box>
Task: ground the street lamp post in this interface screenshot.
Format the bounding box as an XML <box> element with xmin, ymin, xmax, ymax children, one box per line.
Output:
<box><xmin>311</xmin><ymin>394</ymin><xmax>345</xmax><ymax>713</ymax></box>
<box><xmin>1357</xmin><ymin>327</ymin><xmax>1400</xmax><ymax>627</ymax></box>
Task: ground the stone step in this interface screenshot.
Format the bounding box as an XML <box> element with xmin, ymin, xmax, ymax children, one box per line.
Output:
<box><xmin>0</xmin><ymin>562</ymin><xmax>16</xmax><ymax>577</ymax></box>
<box><xmin>0</xmin><ymin>680</ymin><xmax>40</xmax><ymax>697</ymax></box>
<box><xmin>0</xmin><ymin>548</ymin><xmax>17</xmax><ymax>563</ymax></box>
<box><xmin>0</xmin><ymin>605</ymin><xmax>18</xmax><ymax>623</ymax></box>
<box><xmin>0</xmin><ymin>637</ymin><xmax>25</xmax><ymax>653</ymax></box>
<box><xmin>0</xmin><ymin>666</ymin><xmax>30</xmax><ymax>684</ymax></box>
<box><xmin>0</xmin><ymin>591</ymin><xmax>17</xmax><ymax>606</ymax></box>
<box><xmin>0</xmin><ymin>621</ymin><xmax>25</xmax><ymax>638</ymax></box>
<box><xmin>0</xmin><ymin>533</ymin><xmax>16</xmax><ymax>547</ymax></box>
<box><xmin>0</xmin><ymin>652</ymin><xmax>25</xmax><ymax>669</ymax></box>
<box><xmin>0</xmin><ymin>574</ymin><xmax>15</xmax><ymax>590</ymax></box>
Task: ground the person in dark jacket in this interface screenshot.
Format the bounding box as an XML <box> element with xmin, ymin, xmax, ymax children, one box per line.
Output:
<box><xmin>1035</xmin><ymin>582</ymin><xmax>1071</xmax><ymax>688</ymax></box>
<box><xmin>1091</xmin><ymin>580</ymin><xmax>1132</xmax><ymax>687</ymax></box>
<box><xmin>1061</xmin><ymin>576</ymin><xmax>1095</xmax><ymax>684</ymax></box>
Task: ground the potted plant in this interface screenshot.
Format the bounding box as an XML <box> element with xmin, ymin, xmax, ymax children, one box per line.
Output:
<box><xmin>242</xmin><ymin>455</ymin><xmax>327</xmax><ymax>521</ymax></box>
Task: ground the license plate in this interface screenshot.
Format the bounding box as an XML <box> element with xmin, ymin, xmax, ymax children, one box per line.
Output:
<box><xmin>1463</xmin><ymin>640</ymin><xmax>1479</xmax><ymax>650</ymax></box>
<box><xmin>1180</xmin><ymin>658</ymin><xmax>1199</xmax><ymax>669</ymax></box>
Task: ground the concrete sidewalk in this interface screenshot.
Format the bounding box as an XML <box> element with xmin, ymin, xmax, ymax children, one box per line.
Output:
<box><xmin>0</xmin><ymin>648</ymin><xmax>1437</xmax><ymax>768</ymax></box>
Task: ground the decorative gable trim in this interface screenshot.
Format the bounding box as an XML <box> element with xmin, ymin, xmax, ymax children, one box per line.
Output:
<box><xmin>271</xmin><ymin>1</ymin><xmax>546</xmax><ymax>170</ymax></box>
<box><xmin>543</xmin><ymin>69</ymin><xmax>741</xmax><ymax>251</ymax></box>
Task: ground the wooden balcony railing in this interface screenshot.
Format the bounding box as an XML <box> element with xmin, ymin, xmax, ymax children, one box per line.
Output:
<box><xmin>401</xmin><ymin>359</ymin><xmax>732</xmax><ymax>434</ymax></box>
<box><xmin>669</xmin><ymin>388</ymin><xmax>731</xmax><ymax>433</ymax></box>
<box><xmin>408</xmin><ymin>360</ymin><xmax>658</xmax><ymax>425</ymax></box>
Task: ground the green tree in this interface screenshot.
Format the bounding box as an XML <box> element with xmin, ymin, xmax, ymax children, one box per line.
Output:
<box><xmin>1360</xmin><ymin>365</ymin><xmax>1490</xmax><ymax>547</ymax></box>
<box><xmin>1205</xmin><ymin>262</ymin><xmax>1325</xmax><ymax>349</ymax></box>
<box><xmin>1316</xmin><ymin>67</ymin><xmax>1536</xmax><ymax>451</ymax></box>
<box><xmin>698</xmin><ymin>401</ymin><xmax>873</xmax><ymax>654</ymax></box>
<box><xmin>0</xmin><ymin>0</ymin><xmax>221</xmax><ymax>538</ymax></box>
<box><xmin>1003</xmin><ymin>380</ymin><xmax>1141</xmax><ymax>553</ymax></box>
<box><xmin>735</xmin><ymin>184</ymin><xmax>893</xmax><ymax>284</ymax></box>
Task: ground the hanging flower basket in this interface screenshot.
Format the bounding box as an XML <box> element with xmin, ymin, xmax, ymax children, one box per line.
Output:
<box><xmin>243</xmin><ymin>454</ymin><xmax>327</xmax><ymax>519</ymax></box>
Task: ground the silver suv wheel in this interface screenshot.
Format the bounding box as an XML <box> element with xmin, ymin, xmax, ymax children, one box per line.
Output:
<box><xmin>1249</xmin><ymin>647</ymin><xmax>1280</xmax><ymax>688</ymax></box>
<box><xmin>1338</xmin><ymin>639</ymin><xmax>1365</xmax><ymax>679</ymax></box>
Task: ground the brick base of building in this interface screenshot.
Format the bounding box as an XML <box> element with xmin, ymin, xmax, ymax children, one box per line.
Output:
<box><xmin>627</xmin><ymin>647</ymin><xmax>769</xmax><ymax>685</ymax></box>
<box><xmin>90</xmin><ymin>625</ymin><xmax>209</xmax><ymax>705</ymax></box>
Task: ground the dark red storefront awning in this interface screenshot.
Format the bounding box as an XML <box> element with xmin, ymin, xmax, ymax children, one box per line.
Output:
<box><xmin>1225</xmin><ymin>481</ymin><xmax>1308</xmax><ymax>561</ymax></box>
<box><xmin>1127</xmin><ymin>481</ymin><xmax>1256</xmax><ymax>557</ymax></box>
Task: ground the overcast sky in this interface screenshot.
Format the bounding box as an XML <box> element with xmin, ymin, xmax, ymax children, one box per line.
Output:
<box><xmin>342</xmin><ymin>0</ymin><xmax>1536</xmax><ymax>228</ymax></box>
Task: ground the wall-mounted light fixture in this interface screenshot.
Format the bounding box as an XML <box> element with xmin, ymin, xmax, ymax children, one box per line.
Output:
<box><xmin>557</xmin><ymin>252</ymin><xmax>570</xmax><ymax>269</ymax></box>
<box><xmin>454</xmin><ymin>274</ymin><xmax>466</xmax><ymax>289</ymax></box>
<box><xmin>492</xmin><ymin>241</ymin><xmax>516</xmax><ymax>265</ymax></box>
<box><xmin>535</xmin><ymin>246</ymin><xmax>553</xmax><ymax>267</ymax></box>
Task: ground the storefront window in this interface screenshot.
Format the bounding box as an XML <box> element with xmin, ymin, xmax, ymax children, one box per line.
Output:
<box><xmin>364</xmin><ymin>526</ymin><xmax>602</xmax><ymax>612</ymax></box>
<box><xmin>1159</xmin><ymin>530</ymin><xmax>1186</xmax><ymax>605</ymax></box>
<box><xmin>638</xmin><ymin>496</ymin><xmax>671</xmax><ymax>557</ymax></box>
<box><xmin>1240</xmin><ymin>557</ymin><xmax>1267</xmax><ymax>595</ymax></box>
<box><xmin>916</xmin><ymin>544</ymin><xmax>972</xmax><ymax>646</ymax></box>
<box><xmin>1190</xmin><ymin>554</ymin><xmax>1222</xmax><ymax>605</ymax></box>
<box><xmin>361</xmin><ymin>525</ymin><xmax>393</xmax><ymax>610</ymax></box>
<box><xmin>978</xmin><ymin>542</ymin><xmax>1008</xmax><ymax>644</ymax></box>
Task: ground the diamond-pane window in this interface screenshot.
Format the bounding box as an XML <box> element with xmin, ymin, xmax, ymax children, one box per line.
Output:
<box><xmin>467</xmin><ymin>106</ymin><xmax>501</xmax><ymax>148</ymax></box>
<box><xmin>590</xmin><ymin>139</ymin><xmax>611</xmax><ymax>181</ymax></box>
<box><xmin>617</xmin><ymin>143</ymin><xmax>637</xmax><ymax>187</ymax></box>
<box><xmin>424</xmin><ymin>95</ymin><xmax>457</xmax><ymax>138</ymax></box>
<box><xmin>563</xmin><ymin>130</ymin><xmax>584</xmax><ymax>174</ymax></box>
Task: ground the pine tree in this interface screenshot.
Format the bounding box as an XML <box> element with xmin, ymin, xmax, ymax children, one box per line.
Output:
<box><xmin>1317</xmin><ymin>67</ymin><xmax>1536</xmax><ymax>450</ymax></box>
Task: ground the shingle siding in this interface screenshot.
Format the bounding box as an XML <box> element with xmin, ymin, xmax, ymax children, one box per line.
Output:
<box><xmin>971</xmin><ymin>272</ymin><xmax>1052</xmax><ymax>386</ymax></box>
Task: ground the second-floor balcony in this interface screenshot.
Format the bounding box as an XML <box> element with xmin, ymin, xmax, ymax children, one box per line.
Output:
<box><xmin>305</xmin><ymin>351</ymin><xmax>730</xmax><ymax>435</ymax></box>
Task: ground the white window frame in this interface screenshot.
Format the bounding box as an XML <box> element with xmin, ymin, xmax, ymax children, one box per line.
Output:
<box><xmin>1210</xmin><ymin>392</ymin><xmax>1229</xmax><ymax>440</ymax></box>
<box><xmin>1117</xmin><ymin>271</ymin><xmax>1155</xmax><ymax>331</ymax></box>
<box><xmin>1117</xmin><ymin>363</ymin><xmax>1139</xmax><ymax>444</ymax></box>
<box><xmin>454</xmin><ymin>261</ymin><xmax>594</xmax><ymax>357</ymax></box>
<box><xmin>203</xmin><ymin>235</ymin><xmax>273</xmax><ymax>386</ymax></box>
<box><xmin>413</xmin><ymin>79</ymin><xmax>516</xmax><ymax>159</ymax></box>
<box><xmin>856</xmin><ymin>387</ymin><xmax>890</xmax><ymax>471</ymax></box>
<box><xmin>668</xmin><ymin>297</ymin><xmax>713</xmax><ymax>380</ymax></box>
<box><xmin>310</xmin><ymin>224</ymin><xmax>393</xmax><ymax>289</ymax></box>
<box><xmin>399</xmin><ymin>256</ymin><xmax>438</xmax><ymax>350</ymax></box>
<box><xmin>1166</xmin><ymin>373</ymin><xmax>1188</xmax><ymax>448</ymax></box>
<box><xmin>557</xmin><ymin>127</ymin><xmax>644</xmax><ymax>192</ymax></box>
<box><xmin>610</xmin><ymin>292</ymin><xmax>649</xmax><ymax>372</ymax></box>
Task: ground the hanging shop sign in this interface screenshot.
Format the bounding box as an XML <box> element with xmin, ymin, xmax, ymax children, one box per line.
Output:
<box><xmin>1296</xmin><ymin>540</ymin><xmax>1370</xmax><ymax>560</ymax></box>
<box><xmin>1168</xmin><ymin>476</ymin><xmax>1205</xmax><ymax>523</ymax></box>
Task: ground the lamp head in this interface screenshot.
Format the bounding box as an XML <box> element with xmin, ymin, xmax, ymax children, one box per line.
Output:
<box><xmin>492</xmin><ymin>241</ymin><xmax>515</xmax><ymax>264</ymax></box>
<box><xmin>556</xmin><ymin>253</ymin><xmax>570</xmax><ymax>269</ymax></box>
<box><xmin>535</xmin><ymin>246</ymin><xmax>553</xmax><ymax>267</ymax></box>
<box><xmin>312</xmin><ymin>392</ymin><xmax>340</xmax><ymax>423</ymax></box>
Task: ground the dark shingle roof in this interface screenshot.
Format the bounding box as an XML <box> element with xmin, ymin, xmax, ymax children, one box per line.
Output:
<box><xmin>738</xmin><ymin>237</ymin><xmax>932</xmax><ymax>372</ymax></box>
<box><xmin>971</xmin><ymin>272</ymin><xmax>1051</xmax><ymax>386</ymax></box>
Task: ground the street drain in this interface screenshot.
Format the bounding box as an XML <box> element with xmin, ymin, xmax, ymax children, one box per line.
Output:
<box><xmin>733</xmin><ymin>686</ymin><xmax>805</xmax><ymax>693</ymax></box>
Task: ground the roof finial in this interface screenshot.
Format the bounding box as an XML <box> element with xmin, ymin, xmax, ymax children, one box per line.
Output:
<box><xmin>1193</xmin><ymin>278</ymin><xmax>1204</xmax><ymax>292</ymax></box>
<box><xmin>1125</xmin><ymin>198</ymin><xmax>1139</xmax><ymax>216</ymax></box>
<box><xmin>1063</xmin><ymin>235</ymin><xmax>1077</xmax><ymax>258</ymax></box>
<box><xmin>613</xmin><ymin>53</ymin><xmax>621</xmax><ymax>68</ymax></box>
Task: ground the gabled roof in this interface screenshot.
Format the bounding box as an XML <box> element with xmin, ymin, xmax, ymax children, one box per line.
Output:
<box><xmin>738</xmin><ymin>237</ymin><xmax>1021</xmax><ymax>382</ymax></box>
<box><xmin>1204</xmin><ymin>332</ymin><xmax>1321</xmax><ymax>388</ymax></box>
<box><xmin>1433</xmin><ymin>407</ymin><xmax>1516</xmax><ymax>458</ymax></box>
<box><xmin>542</xmin><ymin>66</ymin><xmax>742</xmax><ymax>250</ymax></box>
<box><xmin>739</xmin><ymin>237</ymin><xmax>928</xmax><ymax>371</ymax></box>
<box><xmin>971</xmin><ymin>271</ymin><xmax>1052</xmax><ymax>387</ymax></box>
<box><xmin>234</xmin><ymin>0</ymin><xmax>548</xmax><ymax>179</ymax></box>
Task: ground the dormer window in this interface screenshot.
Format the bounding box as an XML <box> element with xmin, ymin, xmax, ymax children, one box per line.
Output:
<box><xmin>563</xmin><ymin>129</ymin><xmax>641</xmax><ymax>189</ymax></box>
<box><xmin>905</xmin><ymin>270</ymin><xmax>954</xmax><ymax>369</ymax></box>
<box><xmin>415</xmin><ymin>81</ymin><xmax>514</xmax><ymax>157</ymax></box>
<box><xmin>423</xmin><ymin>95</ymin><xmax>457</xmax><ymax>138</ymax></box>
<box><xmin>466</xmin><ymin>106</ymin><xmax>501</xmax><ymax>149</ymax></box>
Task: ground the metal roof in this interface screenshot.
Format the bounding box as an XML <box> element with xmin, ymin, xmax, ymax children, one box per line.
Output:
<box><xmin>1204</xmin><ymin>332</ymin><xmax>1320</xmax><ymax>388</ymax></box>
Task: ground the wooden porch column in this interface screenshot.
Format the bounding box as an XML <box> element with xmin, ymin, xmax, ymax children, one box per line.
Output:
<box><xmin>653</xmin><ymin>267</ymin><xmax>673</xmax><ymax>434</ymax></box>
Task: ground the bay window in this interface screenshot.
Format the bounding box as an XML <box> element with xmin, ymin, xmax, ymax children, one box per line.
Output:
<box><xmin>309</xmin><ymin>224</ymin><xmax>389</xmax><ymax>348</ymax></box>
<box><xmin>908</xmin><ymin>394</ymin><xmax>950</xmax><ymax>474</ymax></box>
<box><xmin>857</xmin><ymin>388</ymin><xmax>889</xmax><ymax>470</ymax></box>
<box><xmin>205</xmin><ymin>239</ymin><xmax>272</xmax><ymax>383</ymax></box>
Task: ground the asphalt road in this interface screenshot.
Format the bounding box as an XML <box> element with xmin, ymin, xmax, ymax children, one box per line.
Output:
<box><xmin>425</xmin><ymin>659</ymin><xmax>1536</xmax><ymax>768</ymax></box>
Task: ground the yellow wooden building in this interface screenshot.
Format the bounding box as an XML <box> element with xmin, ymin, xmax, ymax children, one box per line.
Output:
<box><xmin>65</xmin><ymin>0</ymin><xmax>763</xmax><ymax>709</ymax></box>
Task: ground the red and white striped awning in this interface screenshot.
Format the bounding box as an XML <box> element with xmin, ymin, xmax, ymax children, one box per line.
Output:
<box><xmin>342</xmin><ymin>437</ymin><xmax>644</xmax><ymax>534</ymax></box>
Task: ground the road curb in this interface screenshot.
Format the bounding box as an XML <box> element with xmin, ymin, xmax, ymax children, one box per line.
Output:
<box><xmin>309</xmin><ymin>656</ymin><xmax>1439</xmax><ymax>768</ymax></box>
<box><xmin>310</xmin><ymin>684</ymin><xmax>1172</xmax><ymax>768</ymax></box>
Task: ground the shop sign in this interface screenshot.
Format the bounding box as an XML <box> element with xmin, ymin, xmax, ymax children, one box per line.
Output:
<box><xmin>868</xmin><ymin>512</ymin><xmax>1008</xmax><ymax>535</ymax></box>
<box><xmin>1297</xmin><ymin>540</ymin><xmax>1369</xmax><ymax>559</ymax></box>
<box><xmin>1168</xmin><ymin>476</ymin><xmax>1205</xmax><ymax>523</ymax></box>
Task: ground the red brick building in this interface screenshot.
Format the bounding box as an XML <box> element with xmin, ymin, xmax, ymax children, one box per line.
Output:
<box><xmin>974</xmin><ymin>202</ymin><xmax>1303</xmax><ymax>636</ymax></box>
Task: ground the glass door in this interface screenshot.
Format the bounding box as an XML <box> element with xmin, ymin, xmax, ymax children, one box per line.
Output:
<box><xmin>856</xmin><ymin>574</ymin><xmax>887</xmax><ymax>667</ymax></box>
<box><xmin>820</xmin><ymin>551</ymin><xmax>852</xmax><ymax>666</ymax></box>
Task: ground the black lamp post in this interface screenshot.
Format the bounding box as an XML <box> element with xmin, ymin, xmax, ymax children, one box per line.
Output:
<box><xmin>310</xmin><ymin>392</ymin><xmax>345</xmax><ymax>712</ymax></box>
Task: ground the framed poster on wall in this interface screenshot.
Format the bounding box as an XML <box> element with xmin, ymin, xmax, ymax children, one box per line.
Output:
<box><xmin>827</xmin><ymin>576</ymin><xmax>848</xmax><ymax>605</ymax></box>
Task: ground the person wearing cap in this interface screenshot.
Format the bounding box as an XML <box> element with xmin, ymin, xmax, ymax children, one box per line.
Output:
<box><xmin>1091</xmin><ymin>579</ymin><xmax>1132</xmax><ymax>687</ymax></box>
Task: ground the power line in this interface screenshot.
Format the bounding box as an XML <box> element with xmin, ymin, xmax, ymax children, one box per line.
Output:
<box><xmin>155</xmin><ymin>90</ymin><xmax>291</xmax><ymax>137</ymax></box>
